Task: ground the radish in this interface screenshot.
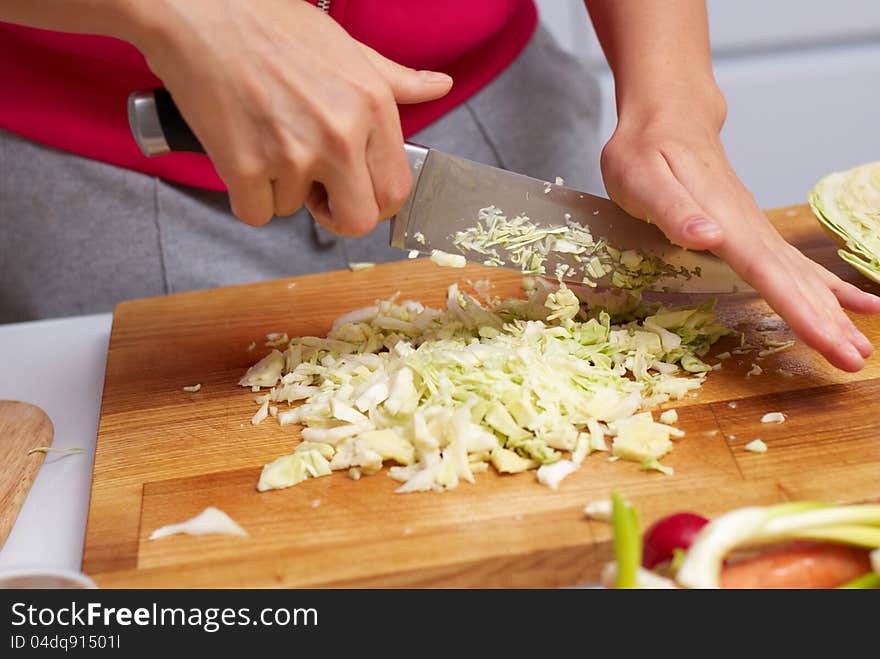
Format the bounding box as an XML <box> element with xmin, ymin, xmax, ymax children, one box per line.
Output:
<box><xmin>642</xmin><ymin>512</ymin><xmax>709</xmax><ymax>569</ymax></box>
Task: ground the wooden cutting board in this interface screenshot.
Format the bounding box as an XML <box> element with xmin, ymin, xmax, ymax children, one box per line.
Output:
<box><xmin>82</xmin><ymin>206</ymin><xmax>880</xmax><ymax>588</ymax></box>
<box><xmin>1</xmin><ymin>401</ymin><xmax>54</xmax><ymax>549</ymax></box>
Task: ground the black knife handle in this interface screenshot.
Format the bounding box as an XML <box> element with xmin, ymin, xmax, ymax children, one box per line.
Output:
<box><xmin>128</xmin><ymin>89</ymin><xmax>205</xmax><ymax>156</ymax></box>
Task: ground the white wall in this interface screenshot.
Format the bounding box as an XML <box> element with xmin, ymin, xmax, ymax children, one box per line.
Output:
<box><xmin>534</xmin><ymin>0</ymin><xmax>880</xmax><ymax>208</ymax></box>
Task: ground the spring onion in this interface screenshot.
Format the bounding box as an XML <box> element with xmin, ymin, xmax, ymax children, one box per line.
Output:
<box><xmin>612</xmin><ymin>491</ymin><xmax>641</xmax><ymax>588</ymax></box>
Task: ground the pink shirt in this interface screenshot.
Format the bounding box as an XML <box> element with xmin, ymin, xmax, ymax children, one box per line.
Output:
<box><xmin>0</xmin><ymin>0</ymin><xmax>537</xmax><ymax>191</ymax></box>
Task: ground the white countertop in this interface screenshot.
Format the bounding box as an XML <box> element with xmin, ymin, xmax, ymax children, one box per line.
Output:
<box><xmin>0</xmin><ymin>313</ymin><xmax>112</xmax><ymax>571</ymax></box>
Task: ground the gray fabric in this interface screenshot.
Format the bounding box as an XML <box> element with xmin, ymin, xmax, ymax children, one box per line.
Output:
<box><xmin>0</xmin><ymin>26</ymin><xmax>603</xmax><ymax>323</ymax></box>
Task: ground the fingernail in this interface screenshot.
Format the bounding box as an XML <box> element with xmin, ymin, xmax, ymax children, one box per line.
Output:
<box><xmin>685</xmin><ymin>217</ymin><xmax>723</xmax><ymax>240</ymax></box>
<box><xmin>419</xmin><ymin>70</ymin><xmax>453</xmax><ymax>84</ymax></box>
<box><xmin>850</xmin><ymin>325</ymin><xmax>873</xmax><ymax>356</ymax></box>
<box><xmin>842</xmin><ymin>343</ymin><xmax>864</xmax><ymax>369</ymax></box>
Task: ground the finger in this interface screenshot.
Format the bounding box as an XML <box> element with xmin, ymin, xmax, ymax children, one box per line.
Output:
<box><xmin>843</xmin><ymin>317</ymin><xmax>873</xmax><ymax>358</ymax></box>
<box><xmin>304</xmin><ymin>182</ymin><xmax>332</xmax><ymax>230</ymax></box>
<box><xmin>818</xmin><ymin>266</ymin><xmax>880</xmax><ymax>314</ymax></box>
<box><xmin>226</xmin><ymin>176</ymin><xmax>275</xmax><ymax>227</ymax></box>
<box><xmin>807</xmin><ymin>276</ymin><xmax>872</xmax><ymax>359</ymax></box>
<box><xmin>771</xmin><ymin>250</ymin><xmax>868</xmax><ymax>368</ymax></box>
<box><xmin>357</xmin><ymin>43</ymin><xmax>453</xmax><ymax>104</ymax></box>
<box><xmin>363</xmin><ymin>97</ymin><xmax>411</xmax><ymax>219</ymax></box>
<box><xmin>366</xmin><ymin>131</ymin><xmax>412</xmax><ymax>221</ymax></box>
<box><xmin>272</xmin><ymin>175</ymin><xmax>310</xmax><ymax>218</ymax></box>
<box><xmin>315</xmin><ymin>156</ymin><xmax>380</xmax><ymax>237</ymax></box>
<box><xmin>606</xmin><ymin>153</ymin><xmax>723</xmax><ymax>251</ymax></box>
<box><xmin>741</xmin><ymin>255</ymin><xmax>864</xmax><ymax>371</ymax></box>
<box><xmin>808</xmin><ymin>263</ymin><xmax>876</xmax><ymax>357</ymax></box>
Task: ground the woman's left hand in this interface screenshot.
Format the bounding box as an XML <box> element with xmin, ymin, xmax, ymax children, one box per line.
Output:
<box><xmin>600</xmin><ymin>93</ymin><xmax>880</xmax><ymax>372</ymax></box>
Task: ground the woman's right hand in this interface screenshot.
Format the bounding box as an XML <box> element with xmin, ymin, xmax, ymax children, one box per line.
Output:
<box><xmin>127</xmin><ymin>0</ymin><xmax>453</xmax><ymax>233</ymax></box>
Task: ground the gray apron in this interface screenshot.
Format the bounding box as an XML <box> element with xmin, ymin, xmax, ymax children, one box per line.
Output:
<box><xmin>0</xmin><ymin>26</ymin><xmax>603</xmax><ymax>323</ymax></box>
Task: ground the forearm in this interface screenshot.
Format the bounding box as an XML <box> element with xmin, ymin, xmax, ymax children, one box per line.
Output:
<box><xmin>0</xmin><ymin>1</ymin><xmax>156</xmax><ymax>45</ymax></box>
<box><xmin>584</xmin><ymin>0</ymin><xmax>724</xmax><ymax>125</ymax></box>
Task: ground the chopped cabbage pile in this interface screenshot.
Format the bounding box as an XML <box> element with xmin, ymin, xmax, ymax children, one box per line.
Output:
<box><xmin>240</xmin><ymin>279</ymin><xmax>728</xmax><ymax>493</ymax></box>
<box><xmin>809</xmin><ymin>161</ymin><xmax>880</xmax><ymax>283</ymax></box>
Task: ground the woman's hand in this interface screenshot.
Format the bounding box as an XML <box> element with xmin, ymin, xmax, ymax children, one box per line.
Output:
<box><xmin>127</xmin><ymin>0</ymin><xmax>452</xmax><ymax>233</ymax></box>
<box><xmin>601</xmin><ymin>91</ymin><xmax>880</xmax><ymax>371</ymax></box>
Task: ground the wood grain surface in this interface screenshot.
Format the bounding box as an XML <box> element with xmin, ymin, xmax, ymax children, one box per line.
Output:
<box><xmin>0</xmin><ymin>401</ymin><xmax>54</xmax><ymax>549</ymax></box>
<box><xmin>82</xmin><ymin>206</ymin><xmax>880</xmax><ymax>588</ymax></box>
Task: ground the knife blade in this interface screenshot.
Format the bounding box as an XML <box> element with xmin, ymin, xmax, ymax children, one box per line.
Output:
<box><xmin>391</xmin><ymin>144</ymin><xmax>751</xmax><ymax>294</ymax></box>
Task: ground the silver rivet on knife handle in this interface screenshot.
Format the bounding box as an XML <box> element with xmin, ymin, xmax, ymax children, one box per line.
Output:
<box><xmin>129</xmin><ymin>89</ymin><xmax>206</xmax><ymax>156</ymax></box>
<box><xmin>128</xmin><ymin>90</ymin><xmax>171</xmax><ymax>157</ymax></box>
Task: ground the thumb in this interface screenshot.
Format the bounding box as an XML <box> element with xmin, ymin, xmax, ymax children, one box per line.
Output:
<box><xmin>358</xmin><ymin>43</ymin><xmax>453</xmax><ymax>104</ymax></box>
<box><xmin>604</xmin><ymin>156</ymin><xmax>724</xmax><ymax>251</ymax></box>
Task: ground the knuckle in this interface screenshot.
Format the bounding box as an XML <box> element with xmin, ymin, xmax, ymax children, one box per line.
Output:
<box><xmin>229</xmin><ymin>158</ymin><xmax>269</xmax><ymax>183</ymax></box>
<box><xmin>345</xmin><ymin>74</ymin><xmax>391</xmax><ymax>113</ymax></box>
<box><xmin>361</xmin><ymin>84</ymin><xmax>392</xmax><ymax>117</ymax></box>
<box><xmin>275</xmin><ymin>146</ymin><xmax>306</xmax><ymax>177</ymax></box>
<box><xmin>320</xmin><ymin>115</ymin><xmax>359</xmax><ymax>162</ymax></box>
<box><xmin>379</xmin><ymin>168</ymin><xmax>413</xmax><ymax>215</ymax></box>
<box><xmin>275</xmin><ymin>205</ymin><xmax>300</xmax><ymax>218</ymax></box>
<box><xmin>234</xmin><ymin>205</ymin><xmax>272</xmax><ymax>227</ymax></box>
<box><xmin>338</xmin><ymin>212</ymin><xmax>379</xmax><ymax>237</ymax></box>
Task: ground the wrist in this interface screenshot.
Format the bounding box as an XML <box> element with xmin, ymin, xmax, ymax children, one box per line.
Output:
<box><xmin>108</xmin><ymin>0</ymin><xmax>186</xmax><ymax>60</ymax></box>
<box><xmin>615</xmin><ymin>75</ymin><xmax>727</xmax><ymax>133</ymax></box>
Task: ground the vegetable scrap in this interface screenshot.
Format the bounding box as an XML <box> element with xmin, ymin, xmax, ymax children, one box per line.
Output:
<box><xmin>182</xmin><ymin>384</ymin><xmax>202</xmax><ymax>393</ymax></box>
<box><xmin>148</xmin><ymin>507</ymin><xmax>248</xmax><ymax>540</ymax></box>
<box><xmin>744</xmin><ymin>439</ymin><xmax>767</xmax><ymax>453</ymax></box>
<box><xmin>758</xmin><ymin>339</ymin><xmax>796</xmax><ymax>358</ymax></box>
<box><xmin>28</xmin><ymin>446</ymin><xmax>85</xmax><ymax>456</ymax></box>
<box><xmin>429</xmin><ymin>250</ymin><xmax>466</xmax><ymax>268</ymax></box>
<box><xmin>348</xmin><ymin>262</ymin><xmax>376</xmax><ymax>271</ymax></box>
<box><xmin>264</xmin><ymin>333</ymin><xmax>289</xmax><ymax>347</ymax></box>
<box><xmin>760</xmin><ymin>412</ymin><xmax>785</xmax><ymax>424</ymax></box>
<box><xmin>659</xmin><ymin>409</ymin><xmax>678</xmax><ymax>425</ymax></box>
<box><xmin>583</xmin><ymin>499</ymin><xmax>613</xmax><ymax>522</ymax></box>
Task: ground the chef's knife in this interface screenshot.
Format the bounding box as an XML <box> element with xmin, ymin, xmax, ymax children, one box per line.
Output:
<box><xmin>128</xmin><ymin>89</ymin><xmax>751</xmax><ymax>293</ymax></box>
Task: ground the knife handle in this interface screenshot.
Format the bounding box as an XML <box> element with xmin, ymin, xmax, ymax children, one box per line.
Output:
<box><xmin>128</xmin><ymin>89</ymin><xmax>205</xmax><ymax>156</ymax></box>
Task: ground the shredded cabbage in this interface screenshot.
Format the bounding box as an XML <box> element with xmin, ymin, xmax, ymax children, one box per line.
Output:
<box><xmin>241</xmin><ymin>279</ymin><xmax>728</xmax><ymax>493</ymax></box>
<box><xmin>450</xmin><ymin>205</ymin><xmax>700</xmax><ymax>287</ymax></box>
